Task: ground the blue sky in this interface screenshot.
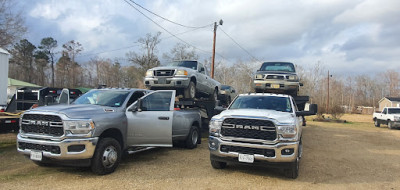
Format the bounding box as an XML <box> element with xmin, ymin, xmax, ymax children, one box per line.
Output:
<box><xmin>17</xmin><ymin>0</ymin><xmax>400</xmax><ymax>76</ymax></box>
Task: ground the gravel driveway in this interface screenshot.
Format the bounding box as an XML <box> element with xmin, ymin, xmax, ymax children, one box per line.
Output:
<box><xmin>1</xmin><ymin>117</ymin><xmax>400</xmax><ymax>189</ymax></box>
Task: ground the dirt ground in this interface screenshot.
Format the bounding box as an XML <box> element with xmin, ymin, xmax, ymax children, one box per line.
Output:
<box><xmin>1</xmin><ymin>114</ymin><xmax>400</xmax><ymax>190</ymax></box>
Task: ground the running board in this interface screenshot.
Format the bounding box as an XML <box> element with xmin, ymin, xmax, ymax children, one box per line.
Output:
<box><xmin>127</xmin><ymin>147</ymin><xmax>155</xmax><ymax>155</ymax></box>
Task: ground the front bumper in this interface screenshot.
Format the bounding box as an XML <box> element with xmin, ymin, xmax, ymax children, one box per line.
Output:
<box><xmin>253</xmin><ymin>80</ymin><xmax>299</xmax><ymax>91</ymax></box>
<box><xmin>144</xmin><ymin>77</ymin><xmax>190</xmax><ymax>89</ymax></box>
<box><xmin>17</xmin><ymin>133</ymin><xmax>98</xmax><ymax>160</ymax></box>
<box><xmin>209</xmin><ymin>136</ymin><xmax>299</xmax><ymax>164</ymax></box>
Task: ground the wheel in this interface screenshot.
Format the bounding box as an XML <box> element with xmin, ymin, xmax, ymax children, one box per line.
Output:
<box><xmin>210</xmin><ymin>159</ymin><xmax>227</xmax><ymax>169</ymax></box>
<box><xmin>184</xmin><ymin>81</ymin><xmax>196</xmax><ymax>99</ymax></box>
<box><xmin>388</xmin><ymin>121</ymin><xmax>393</xmax><ymax>129</ymax></box>
<box><xmin>374</xmin><ymin>119</ymin><xmax>380</xmax><ymax>127</ymax></box>
<box><xmin>284</xmin><ymin>156</ymin><xmax>299</xmax><ymax>179</ymax></box>
<box><xmin>91</xmin><ymin>138</ymin><xmax>121</xmax><ymax>175</ymax></box>
<box><xmin>209</xmin><ymin>88</ymin><xmax>218</xmax><ymax>101</ymax></box>
<box><xmin>185</xmin><ymin>126</ymin><xmax>199</xmax><ymax>149</ymax></box>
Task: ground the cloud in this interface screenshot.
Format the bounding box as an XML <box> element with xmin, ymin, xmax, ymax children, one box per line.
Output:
<box><xmin>22</xmin><ymin>0</ymin><xmax>400</xmax><ymax>75</ymax></box>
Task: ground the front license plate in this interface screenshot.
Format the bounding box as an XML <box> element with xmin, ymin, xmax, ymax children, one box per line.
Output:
<box><xmin>158</xmin><ymin>78</ymin><xmax>166</xmax><ymax>84</ymax></box>
<box><xmin>30</xmin><ymin>151</ymin><xmax>43</xmax><ymax>161</ymax></box>
<box><xmin>272</xmin><ymin>84</ymin><xmax>280</xmax><ymax>89</ymax></box>
<box><xmin>238</xmin><ymin>154</ymin><xmax>254</xmax><ymax>163</ymax></box>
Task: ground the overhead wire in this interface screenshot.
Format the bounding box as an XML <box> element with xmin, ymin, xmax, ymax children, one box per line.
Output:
<box><xmin>123</xmin><ymin>0</ymin><xmax>215</xmax><ymax>57</ymax></box>
<box><xmin>128</xmin><ymin>0</ymin><xmax>213</xmax><ymax>29</ymax></box>
<box><xmin>219</xmin><ymin>27</ymin><xmax>261</xmax><ymax>63</ymax></box>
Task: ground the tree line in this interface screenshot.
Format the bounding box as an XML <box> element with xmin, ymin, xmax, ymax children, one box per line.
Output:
<box><xmin>2</xmin><ymin>0</ymin><xmax>399</xmax><ymax>112</ymax></box>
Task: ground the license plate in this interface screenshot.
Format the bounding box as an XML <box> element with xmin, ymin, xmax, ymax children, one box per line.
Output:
<box><xmin>272</xmin><ymin>84</ymin><xmax>280</xmax><ymax>89</ymax></box>
<box><xmin>255</xmin><ymin>83</ymin><xmax>262</xmax><ymax>86</ymax></box>
<box><xmin>30</xmin><ymin>150</ymin><xmax>43</xmax><ymax>161</ymax></box>
<box><xmin>158</xmin><ymin>78</ymin><xmax>166</xmax><ymax>84</ymax></box>
<box><xmin>238</xmin><ymin>154</ymin><xmax>254</xmax><ymax>163</ymax></box>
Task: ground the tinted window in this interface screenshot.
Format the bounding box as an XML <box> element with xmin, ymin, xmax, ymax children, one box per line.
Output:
<box><xmin>260</xmin><ymin>62</ymin><xmax>295</xmax><ymax>72</ymax></box>
<box><xmin>229</xmin><ymin>96</ymin><xmax>292</xmax><ymax>112</ymax></box>
<box><xmin>141</xmin><ymin>91</ymin><xmax>172</xmax><ymax>111</ymax></box>
<box><xmin>221</xmin><ymin>85</ymin><xmax>230</xmax><ymax>90</ymax></box>
<box><xmin>73</xmin><ymin>90</ymin><xmax>130</xmax><ymax>107</ymax></box>
<box><xmin>388</xmin><ymin>108</ymin><xmax>400</xmax><ymax>114</ymax></box>
<box><xmin>165</xmin><ymin>61</ymin><xmax>197</xmax><ymax>70</ymax></box>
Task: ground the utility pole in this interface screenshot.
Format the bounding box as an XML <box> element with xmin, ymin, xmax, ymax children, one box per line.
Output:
<box><xmin>326</xmin><ymin>70</ymin><xmax>332</xmax><ymax>114</ymax></box>
<box><xmin>211</xmin><ymin>19</ymin><xmax>223</xmax><ymax>79</ymax></box>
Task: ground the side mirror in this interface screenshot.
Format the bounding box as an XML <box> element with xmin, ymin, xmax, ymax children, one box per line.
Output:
<box><xmin>200</xmin><ymin>67</ymin><xmax>205</xmax><ymax>72</ymax></box>
<box><xmin>296</xmin><ymin>104</ymin><xmax>318</xmax><ymax>116</ymax></box>
<box><xmin>232</xmin><ymin>90</ymin><xmax>236</xmax><ymax>93</ymax></box>
<box><xmin>128</xmin><ymin>99</ymin><xmax>142</xmax><ymax>112</ymax></box>
<box><xmin>299</xmin><ymin>83</ymin><xmax>304</xmax><ymax>87</ymax></box>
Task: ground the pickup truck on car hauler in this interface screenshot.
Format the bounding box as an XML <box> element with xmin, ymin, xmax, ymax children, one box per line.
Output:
<box><xmin>208</xmin><ymin>93</ymin><xmax>317</xmax><ymax>179</ymax></box>
<box><xmin>17</xmin><ymin>88</ymin><xmax>202</xmax><ymax>175</ymax></box>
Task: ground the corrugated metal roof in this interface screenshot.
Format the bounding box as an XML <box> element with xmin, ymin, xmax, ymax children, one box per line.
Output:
<box><xmin>0</xmin><ymin>48</ymin><xmax>10</xmax><ymax>55</ymax></box>
<box><xmin>8</xmin><ymin>78</ymin><xmax>41</xmax><ymax>87</ymax></box>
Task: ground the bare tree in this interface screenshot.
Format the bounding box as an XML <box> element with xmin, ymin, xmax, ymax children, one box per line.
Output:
<box><xmin>9</xmin><ymin>39</ymin><xmax>36</xmax><ymax>83</ymax></box>
<box><xmin>0</xmin><ymin>0</ymin><xmax>27</xmax><ymax>48</ymax></box>
<box><xmin>38</xmin><ymin>37</ymin><xmax>57</xmax><ymax>87</ymax></box>
<box><xmin>126</xmin><ymin>32</ymin><xmax>162</xmax><ymax>86</ymax></box>
<box><xmin>162</xmin><ymin>42</ymin><xmax>199</xmax><ymax>61</ymax></box>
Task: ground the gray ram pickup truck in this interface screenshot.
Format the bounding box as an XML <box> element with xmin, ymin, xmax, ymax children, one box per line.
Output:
<box><xmin>17</xmin><ymin>88</ymin><xmax>202</xmax><ymax>175</ymax></box>
<box><xmin>144</xmin><ymin>60</ymin><xmax>221</xmax><ymax>100</ymax></box>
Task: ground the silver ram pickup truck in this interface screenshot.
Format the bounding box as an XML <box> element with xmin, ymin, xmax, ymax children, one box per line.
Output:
<box><xmin>17</xmin><ymin>88</ymin><xmax>202</xmax><ymax>175</ymax></box>
<box><xmin>208</xmin><ymin>93</ymin><xmax>317</xmax><ymax>179</ymax></box>
<box><xmin>144</xmin><ymin>60</ymin><xmax>221</xmax><ymax>100</ymax></box>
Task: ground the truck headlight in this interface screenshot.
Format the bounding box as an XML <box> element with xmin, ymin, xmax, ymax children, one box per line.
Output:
<box><xmin>64</xmin><ymin>120</ymin><xmax>95</xmax><ymax>134</ymax></box>
<box><xmin>145</xmin><ymin>70</ymin><xmax>154</xmax><ymax>77</ymax></box>
<box><xmin>255</xmin><ymin>74</ymin><xmax>263</xmax><ymax>79</ymax></box>
<box><xmin>277</xmin><ymin>125</ymin><xmax>297</xmax><ymax>138</ymax></box>
<box><xmin>175</xmin><ymin>70</ymin><xmax>188</xmax><ymax>76</ymax></box>
<box><xmin>288</xmin><ymin>75</ymin><xmax>298</xmax><ymax>81</ymax></box>
<box><xmin>209</xmin><ymin>118</ymin><xmax>223</xmax><ymax>136</ymax></box>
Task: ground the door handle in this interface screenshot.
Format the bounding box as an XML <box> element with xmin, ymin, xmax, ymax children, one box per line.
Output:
<box><xmin>158</xmin><ymin>116</ymin><xmax>170</xmax><ymax>120</ymax></box>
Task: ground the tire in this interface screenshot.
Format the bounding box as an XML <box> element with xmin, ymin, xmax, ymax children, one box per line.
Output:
<box><xmin>185</xmin><ymin>126</ymin><xmax>199</xmax><ymax>149</ymax></box>
<box><xmin>91</xmin><ymin>138</ymin><xmax>121</xmax><ymax>175</ymax></box>
<box><xmin>209</xmin><ymin>88</ymin><xmax>218</xmax><ymax>101</ymax></box>
<box><xmin>284</xmin><ymin>156</ymin><xmax>299</xmax><ymax>179</ymax></box>
<box><xmin>374</xmin><ymin>119</ymin><xmax>380</xmax><ymax>127</ymax></box>
<box><xmin>184</xmin><ymin>81</ymin><xmax>196</xmax><ymax>99</ymax></box>
<box><xmin>388</xmin><ymin>121</ymin><xmax>393</xmax><ymax>129</ymax></box>
<box><xmin>210</xmin><ymin>159</ymin><xmax>227</xmax><ymax>169</ymax></box>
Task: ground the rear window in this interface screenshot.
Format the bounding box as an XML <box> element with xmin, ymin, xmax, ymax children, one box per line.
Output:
<box><xmin>229</xmin><ymin>95</ymin><xmax>292</xmax><ymax>112</ymax></box>
<box><xmin>260</xmin><ymin>62</ymin><xmax>295</xmax><ymax>72</ymax></box>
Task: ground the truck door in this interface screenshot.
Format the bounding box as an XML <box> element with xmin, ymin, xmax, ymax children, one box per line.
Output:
<box><xmin>126</xmin><ymin>90</ymin><xmax>175</xmax><ymax>147</ymax></box>
<box><xmin>196</xmin><ymin>63</ymin><xmax>208</xmax><ymax>94</ymax></box>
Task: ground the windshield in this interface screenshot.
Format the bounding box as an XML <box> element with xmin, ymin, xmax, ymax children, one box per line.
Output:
<box><xmin>229</xmin><ymin>95</ymin><xmax>292</xmax><ymax>112</ymax></box>
<box><xmin>260</xmin><ymin>62</ymin><xmax>295</xmax><ymax>72</ymax></box>
<box><xmin>165</xmin><ymin>61</ymin><xmax>197</xmax><ymax>70</ymax></box>
<box><xmin>388</xmin><ymin>108</ymin><xmax>400</xmax><ymax>114</ymax></box>
<box><xmin>221</xmin><ymin>85</ymin><xmax>230</xmax><ymax>90</ymax></box>
<box><xmin>73</xmin><ymin>90</ymin><xmax>130</xmax><ymax>107</ymax></box>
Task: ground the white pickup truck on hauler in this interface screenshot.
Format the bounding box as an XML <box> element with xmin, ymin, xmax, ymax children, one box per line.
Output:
<box><xmin>373</xmin><ymin>107</ymin><xmax>400</xmax><ymax>129</ymax></box>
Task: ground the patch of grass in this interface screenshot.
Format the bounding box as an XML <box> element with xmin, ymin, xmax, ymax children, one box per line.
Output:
<box><xmin>0</xmin><ymin>142</ymin><xmax>16</xmax><ymax>153</ymax></box>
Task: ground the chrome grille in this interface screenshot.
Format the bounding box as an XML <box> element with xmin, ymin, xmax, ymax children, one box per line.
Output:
<box><xmin>155</xmin><ymin>70</ymin><xmax>175</xmax><ymax>76</ymax></box>
<box><xmin>221</xmin><ymin>118</ymin><xmax>276</xmax><ymax>141</ymax></box>
<box><xmin>21</xmin><ymin>114</ymin><xmax>64</xmax><ymax>136</ymax></box>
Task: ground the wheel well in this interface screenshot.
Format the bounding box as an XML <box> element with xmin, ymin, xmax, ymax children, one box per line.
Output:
<box><xmin>99</xmin><ymin>128</ymin><xmax>124</xmax><ymax>148</ymax></box>
<box><xmin>191</xmin><ymin>77</ymin><xmax>196</xmax><ymax>85</ymax></box>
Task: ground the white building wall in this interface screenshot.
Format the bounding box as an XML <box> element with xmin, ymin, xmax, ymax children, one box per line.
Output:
<box><xmin>0</xmin><ymin>48</ymin><xmax>10</xmax><ymax>106</ymax></box>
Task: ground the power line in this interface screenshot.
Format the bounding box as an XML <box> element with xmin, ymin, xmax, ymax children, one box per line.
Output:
<box><xmin>77</xmin><ymin>44</ymin><xmax>140</xmax><ymax>57</ymax></box>
<box><xmin>219</xmin><ymin>27</ymin><xmax>261</xmax><ymax>63</ymax></box>
<box><xmin>128</xmin><ymin>0</ymin><xmax>213</xmax><ymax>29</ymax></box>
<box><xmin>123</xmin><ymin>0</ymin><xmax>214</xmax><ymax>57</ymax></box>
